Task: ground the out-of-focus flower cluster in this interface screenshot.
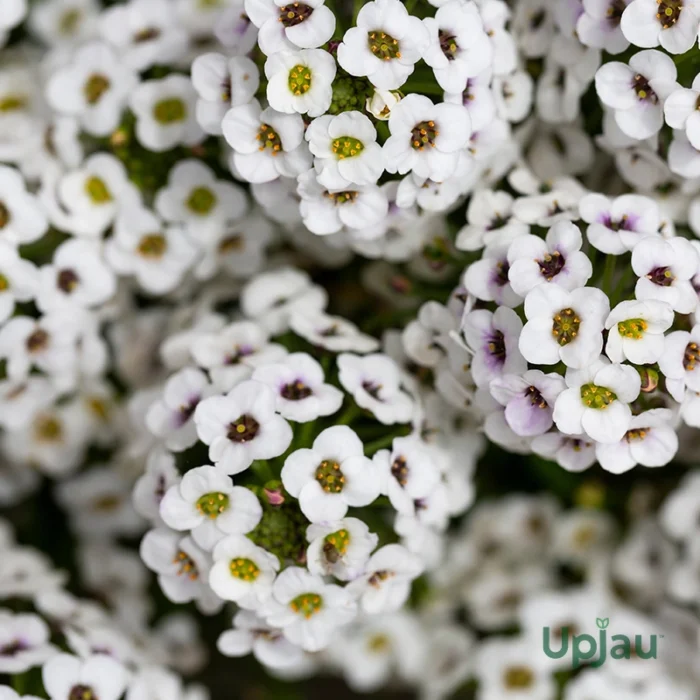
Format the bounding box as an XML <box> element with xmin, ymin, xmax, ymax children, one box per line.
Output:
<box><xmin>2</xmin><ymin>0</ymin><xmax>700</xmax><ymax>697</ymax></box>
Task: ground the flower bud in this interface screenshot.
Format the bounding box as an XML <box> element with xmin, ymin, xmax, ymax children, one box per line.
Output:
<box><xmin>366</xmin><ymin>89</ymin><xmax>401</xmax><ymax>121</ymax></box>
<box><xmin>263</xmin><ymin>481</ymin><xmax>285</xmax><ymax>506</ymax></box>
<box><xmin>638</xmin><ymin>367</ymin><xmax>659</xmax><ymax>393</ymax></box>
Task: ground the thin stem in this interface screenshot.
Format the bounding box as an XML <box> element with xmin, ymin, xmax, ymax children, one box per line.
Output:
<box><xmin>251</xmin><ymin>460</ymin><xmax>275</xmax><ymax>484</ymax></box>
<box><xmin>336</xmin><ymin>401</ymin><xmax>362</xmax><ymax>425</ymax></box>
<box><xmin>364</xmin><ymin>432</ymin><xmax>397</xmax><ymax>455</ymax></box>
<box><xmin>602</xmin><ymin>254</ymin><xmax>616</xmax><ymax>296</ymax></box>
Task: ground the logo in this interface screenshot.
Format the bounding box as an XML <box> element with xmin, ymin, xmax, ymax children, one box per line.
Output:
<box><xmin>542</xmin><ymin>618</ymin><xmax>660</xmax><ymax>668</ymax></box>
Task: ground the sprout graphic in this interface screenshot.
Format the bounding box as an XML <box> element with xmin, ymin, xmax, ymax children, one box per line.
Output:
<box><xmin>596</xmin><ymin>618</ymin><xmax>610</xmax><ymax>630</ymax></box>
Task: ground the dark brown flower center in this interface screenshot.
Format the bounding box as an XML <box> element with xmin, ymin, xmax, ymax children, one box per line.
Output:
<box><xmin>525</xmin><ymin>386</ymin><xmax>547</xmax><ymax>408</ymax></box>
<box><xmin>362</xmin><ymin>380</ymin><xmax>383</xmax><ymax>399</ymax></box>
<box><xmin>58</xmin><ymin>268</ymin><xmax>80</xmax><ymax>293</ymax></box>
<box><xmin>411</xmin><ymin>120</ymin><xmax>438</xmax><ymax>150</ymax></box>
<box><xmin>633</xmin><ymin>74</ymin><xmax>658</xmax><ymax>103</ymax></box>
<box><xmin>607</xmin><ymin>0</ymin><xmax>626</xmax><ymax>22</ymax></box>
<box><xmin>656</xmin><ymin>0</ymin><xmax>682</xmax><ymax>28</ymax></box>
<box><xmin>537</xmin><ymin>251</ymin><xmax>565</xmax><ymax>280</ymax></box>
<box><xmin>227</xmin><ymin>414</ymin><xmax>260</xmax><ymax>442</ymax></box>
<box><xmin>26</xmin><ymin>329</ymin><xmax>49</xmax><ymax>353</ymax></box>
<box><xmin>391</xmin><ymin>455</ymin><xmax>408</xmax><ymax>487</ymax></box>
<box><xmin>69</xmin><ymin>686</ymin><xmax>98</xmax><ymax>700</ymax></box>
<box><xmin>487</xmin><ymin>330</ymin><xmax>506</xmax><ymax>359</ymax></box>
<box><xmin>684</xmin><ymin>341</ymin><xmax>700</xmax><ymax>371</ymax></box>
<box><xmin>281</xmin><ymin>380</ymin><xmax>313</xmax><ymax>400</ymax></box>
<box><xmin>646</xmin><ymin>265</ymin><xmax>675</xmax><ymax>286</ymax></box>
<box><xmin>279</xmin><ymin>2</ymin><xmax>313</xmax><ymax>27</ymax></box>
<box><xmin>439</xmin><ymin>30</ymin><xmax>458</xmax><ymax>60</ymax></box>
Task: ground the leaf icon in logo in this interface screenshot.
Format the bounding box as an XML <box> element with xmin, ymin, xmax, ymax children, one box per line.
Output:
<box><xmin>596</xmin><ymin>618</ymin><xmax>610</xmax><ymax>630</ymax></box>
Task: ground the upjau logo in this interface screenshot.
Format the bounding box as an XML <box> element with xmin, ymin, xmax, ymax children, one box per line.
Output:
<box><xmin>542</xmin><ymin>618</ymin><xmax>661</xmax><ymax>668</ymax></box>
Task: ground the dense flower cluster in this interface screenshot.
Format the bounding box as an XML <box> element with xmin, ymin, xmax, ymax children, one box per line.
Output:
<box><xmin>2</xmin><ymin>0</ymin><xmax>700</xmax><ymax>697</ymax></box>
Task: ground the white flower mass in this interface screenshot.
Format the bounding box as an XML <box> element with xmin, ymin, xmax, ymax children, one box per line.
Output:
<box><xmin>3</xmin><ymin>0</ymin><xmax>700</xmax><ymax>698</ymax></box>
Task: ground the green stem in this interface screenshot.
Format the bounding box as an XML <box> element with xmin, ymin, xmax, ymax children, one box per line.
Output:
<box><xmin>602</xmin><ymin>254</ymin><xmax>616</xmax><ymax>296</ymax></box>
<box><xmin>610</xmin><ymin>263</ymin><xmax>635</xmax><ymax>306</ymax></box>
<box><xmin>251</xmin><ymin>460</ymin><xmax>275</xmax><ymax>484</ymax></box>
<box><xmin>364</xmin><ymin>432</ymin><xmax>396</xmax><ymax>455</ymax></box>
<box><xmin>12</xmin><ymin>675</ymin><xmax>27</xmax><ymax>694</ymax></box>
<box><xmin>336</xmin><ymin>401</ymin><xmax>362</xmax><ymax>425</ymax></box>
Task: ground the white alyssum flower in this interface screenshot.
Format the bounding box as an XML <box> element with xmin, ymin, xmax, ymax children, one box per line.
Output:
<box><xmin>223</xmin><ymin>99</ymin><xmax>311</xmax><ymax>183</ymax></box>
<box><xmin>306</xmin><ymin>517</ymin><xmax>378</xmax><ymax>581</ymax></box>
<box><xmin>252</xmin><ymin>352</ymin><xmax>343</xmax><ymax>422</ymax></box>
<box><xmin>464</xmin><ymin>240</ymin><xmax>522</xmax><ymax>308</ymax></box>
<box><xmin>305</xmin><ymin>111</ymin><xmax>384</xmax><ymax>188</ymax></box>
<box><xmin>290</xmin><ymin>311</ymin><xmax>380</xmax><ymax>353</ymax></box>
<box><xmin>577</xmin><ymin>0</ymin><xmax>631</xmax><ymax>54</ymax></box>
<box><xmin>281</xmin><ymin>425</ymin><xmax>381</xmax><ymax>522</ymax></box>
<box><xmin>337</xmin><ymin>0</ymin><xmax>430</xmax><ymax>90</ymax></box>
<box><xmin>347</xmin><ymin>544</ymin><xmax>424</xmax><ymax>614</ymax></box>
<box><xmin>132</xmin><ymin>448</ymin><xmax>180</xmax><ymax>523</ymax></box>
<box><xmin>422</xmin><ymin>0</ymin><xmax>493</xmax><ymax>93</ymax></box>
<box><xmin>631</xmin><ymin>235</ymin><xmax>699</xmax><ymax>313</ymax></box>
<box><xmin>553</xmin><ymin>358</ymin><xmax>642</xmax><ymax>443</ymax></box>
<box><xmin>519</xmin><ymin>285</ymin><xmax>610</xmax><ymax>369</ymax></box>
<box><xmin>621</xmin><ymin>0</ymin><xmax>700</xmax><ymax>54</ymax></box>
<box><xmin>42</xmin><ymin>653</ymin><xmax>128</xmax><ymax>700</ymax></box>
<box><xmin>36</xmin><ymin>239</ymin><xmax>115</xmax><ymax>313</ymax></box>
<box><xmin>366</xmin><ymin>88</ymin><xmax>401</xmax><ymax>120</ymax></box>
<box><xmin>265</xmin><ymin>49</ymin><xmax>335</xmax><ymax>117</ymax></box>
<box><xmin>155</xmin><ymin>159</ymin><xmax>247</xmax><ymax>242</ymax></box>
<box><xmin>664</xmin><ymin>74</ymin><xmax>700</xmax><ymax>150</ymax></box>
<box><xmin>194</xmin><ymin>379</ymin><xmax>293</xmax><ymax>475</ymax></box>
<box><xmin>605</xmin><ymin>299</ymin><xmax>674</xmax><ymax>364</ymax></box>
<box><xmin>130</xmin><ymin>75</ymin><xmax>204</xmax><ymax>152</ymax></box>
<box><xmin>160</xmin><ymin>466</ymin><xmax>262</xmax><ymax>550</ymax></box>
<box><xmin>0</xmin><ymin>241</ymin><xmax>38</xmax><ymax>323</ymax></box>
<box><xmin>297</xmin><ymin>170</ymin><xmax>389</xmax><ymax>235</ymax></box>
<box><xmin>507</xmin><ymin>221</ymin><xmax>592</xmax><ymax>296</ymax></box>
<box><xmin>383</xmin><ymin>94</ymin><xmax>471</xmax><ymax>182</ymax></box>
<box><xmin>337</xmin><ymin>352</ymin><xmax>414</xmax><ymax>424</ymax></box>
<box><xmin>0</xmin><ymin>165</ymin><xmax>48</xmax><ymax>245</ymax></box>
<box><xmin>46</xmin><ymin>41</ymin><xmax>138</xmax><ymax>137</ymax></box>
<box><xmin>595</xmin><ymin>407</ymin><xmax>679</xmax><ymax>473</ymax></box>
<box><xmin>192</xmin><ymin>53</ymin><xmax>260</xmax><ymax>135</ymax></box>
<box><xmin>659</xmin><ymin>323</ymin><xmax>700</xmax><ymax>401</ymax></box>
<box><xmin>263</xmin><ymin>567</ymin><xmax>357</xmax><ymax>652</ymax></box>
<box><xmin>0</xmin><ymin>611</ymin><xmax>55</xmax><ymax>673</ymax></box>
<box><xmin>209</xmin><ymin>535</ymin><xmax>279</xmax><ymax>607</ymax></box>
<box><xmin>531</xmin><ymin>431</ymin><xmax>597</xmax><ymax>473</ymax></box>
<box><xmin>594</xmin><ymin>49</ymin><xmax>678</xmax><ymax>139</ymax></box>
<box><xmin>490</xmin><ymin>370</ymin><xmax>567</xmax><ymax>438</ymax></box>
<box><xmin>245</xmin><ymin>0</ymin><xmax>335</xmax><ymax>54</ymax></box>
<box><xmin>105</xmin><ymin>207</ymin><xmax>198</xmax><ymax>295</ymax></box>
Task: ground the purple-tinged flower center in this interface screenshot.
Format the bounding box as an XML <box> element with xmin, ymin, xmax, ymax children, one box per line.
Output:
<box><xmin>603</xmin><ymin>213</ymin><xmax>635</xmax><ymax>231</ymax></box>
<box><xmin>362</xmin><ymin>380</ymin><xmax>383</xmax><ymax>400</ymax></box>
<box><xmin>525</xmin><ymin>386</ymin><xmax>547</xmax><ymax>409</ymax></box>
<box><xmin>646</xmin><ymin>265</ymin><xmax>675</xmax><ymax>286</ymax></box>
<box><xmin>225</xmin><ymin>344</ymin><xmax>254</xmax><ymax>365</ymax></box>
<box><xmin>487</xmin><ymin>330</ymin><xmax>506</xmax><ymax>360</ymax></box>
<box><xmin>684</xmin><ymin>341</ymin><xmax>700</xmax><ymax>371</ymax></box>
<box><xmin>281</xmin><ymin>380</ymin><xmax>313</xmax><ymax>400</ymax></box>
<box><xmin>551</xmin><ymin>308</ymin><xmax>580</xmax><ymax>346</ymax></box>
<box><xmin>607</xmin><ymin>0</ymin><xmax>626</xmax><ymax>23</ymax></box>
<box><xmin>227</xmin><ymin>414</ymin><xmax>260</xmax><ymax>442</ymax></box>
<box><xmin>633</xmin><ymin>74</ymin><xmax>658</xmax><ymax>104</ymax></box>
<box><xmin>494</xmin><ymin>260</ymin><xmax>510</xmax><ymax>287</ymax></box>
<box><xmin>537</xmin><ymin>251</ymin><xmax>565</xmax><ymax>280</ymax></box>
<box><xmin>176</xmin><ymin>395</ymin><xmax>200</xmax><ymax>426</ymax></box>
<box><xmin>391</xmin><ymin>455</ymin><xmax>408</xmax><ymax>487</ymax></box>
<box><xmin>0</xmin><ymin>639</ymin><xmax>27</xmax><ymax>656</ymax></box>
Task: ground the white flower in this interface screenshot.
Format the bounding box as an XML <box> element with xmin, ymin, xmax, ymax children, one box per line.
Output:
<box><xmin>223</xmin><ymin>99</ymin><xmax>311</xmax><ymax>183</ymax></box>
<box><xmin>346</xmin><ymin>544</ymin><xmax>423</xmax><ymax>614</ymax></box>
<box><xmin>401</xmin><ymin>300</ymin><xmax>456</xmax><ymax>368</ymax></box>
<box><xmin>306</xmin><ymin>111</ymin><xmax>384</xmax><ymax>188</ymax></box>
<box><xmin>553</xmin><ymin>357</ymin><xmax>641</xmax><ymax>443</ymax></box>
<box><xmin>281</xmin><ymin>425</ymin><xmax>381</xmax><ymax>522</ymax></box>
<box><xmin>0</xmin><ymin>611</ymin><xmax>55</xmax><ymax>673</ymax></box>
<box><xmin>155</xmin><ymin>159</ymin><xmax>247</xmax><ymax>242</ymax></box>
<box><xmin>621</xmin><ymin>0</ymin><xmax>700</xmax><ymax>54</ymax></box>
<box><xmin>0</xmin><ymin>241</ymin><xmax>38</xmax><ymax>323</ymax></box>
<box><xmin>490</xmin><ymin>370</ymin><xmax>567</xmax><ymax>437</ymax></box>
<box><xmin>245</xmin><ymin>0</ymin><xmax>335</xmax><ymax>53</ymax></box>
<box><xmin>455</xmin><ymin>188</ymin><xmax>529</xmax><ymax>252</ymax></box>
<box><xmin>191</xmin><ymin>320</ymin><xmax>287</xmax><ymax>392</ymax></box>
<box><xmin>337</xmin><ymin>353</ymin><xmax>414</xmax><ymax>424</ymax></box>
<box><xmin>373</xmin><ymin>435</ymin><xmax>442</xmax><ymax>515</ymax></box>
<box><xmin>42</xmin><ymin>653</ymin><xmax>128</xmax><ymax>700</ymax></box>
<box><xmin>161</xmin><ymin>466</ymin><xmax>262</xmax><ymax>550</ymax></box>
<box><xmin>519</xmin><ymin>285</ymin><xmax>610</xmax><ymax>369</ymax></box>
<box><xmin>422</xmin><ymin>0</ymin><xmax>493</xmax><ymax>93</ymax></box>
<box><xmin>297</xmin><ymin>169</ymin><xmax>389</xmax><ymax>235</ymax></box>
<box><xmin>140</xmin><ymin>528</ymin><xmax>220</xmax><ymax>612</ymax></box>
<box><xmin>0</xmin><ymin>0</ymin><xmax>26</xmax><ymax>41</ymax></box>
<box><xmin>28</xmin><ymin>0</ymin><xmax>99</xmax><ymax>48</ymax></box>
<box><xmin>217</xmin><ymin>610</ymin><xmax>304</xmax><ymax>669</ymax></box>
<box><xmin>105</xmin><ymin>206</ymin><xmax>198</xmax><ymax>295</ymax></box>
<box><xmin>366</xmin><ymin>89</ymin><xmax>401</xmax><ymax>120</ymax></box>
<box><xmin>577</xmin><ymin>0</ymin><xmax>631</xmax><ymax>54</ymax></box>
<box><xmin>252</xmin><ymin>352</ymin><xmax>343</xmax><ymax>422</ymax></box>
<box><xmin>463</xmin><ymin>240</ymin><xmax>522</xmax><ymax>308</ymax></box>
<box><xmin>146</xmin><ymin>368</ymin><xmax>213</xmax><ymax>451</ymax></box>
<box><xmin>290</xmin><ymin>311</ymin><xmax>380</xmax><ymax>353</ymax></box>
<box><xmin>132</xmin><ymin>448</ymin><xmax>180</xmax><ymax>523</ymax></box>
<box><xmin>605</xmin><ymin>299</ymin><xmax>674</xmax><ymax>364</ymax></box>
<box><xmin>383</xmin><ymin>94</ymin><xmax>471</xmax><ymax>182</ymax></box>
<box><xmin>579</xmin><ymin>193</ymin><xmax>661</xmax><ymax>254</ymax></box>
<box><xmin>531</xmin><ymin>431</ymin><xmax>597</xmax><ymax>473</ymax></box>
<box><xmin>192</xmin><ymin>53</ymin><xmax>260</xmax><ymax>135</ymax></box>
<box><xmin>595</xmin><ymin>407</ymin><xmax>678</xmax><ymax>473</ymax></box>
<box><xmin>194</xmin><ymin>379</ymin><xmax>293</xmax><ymax>475</ymax></box>
<box><xmin>337</xmin><ymin>0</ymin><xmax>430</xmax><ymax>90</ymax></box>
<box><xmin>263</xmin><ymin>567</ymin><xmax>357</xmax><ymax>652</ymax></box>
<box><xmin>507</xmin><ymin>221</ymin><xmax>592</xmax><ymax>296</ymax></box>
<box><xmin>658</xmin><ymin>323</ymin><xmax>700</xmax><ymax>401</ymax></box>
<box><xmin>664</xmin><ymin>74</ymin><xmax>700</xmax><ymax>150</ymax></box>
<box><xmin>462</xmin><ymin>307</ymin><xmax>527</xmax><ymax>389</ymax></box>
<box><xmin>209</xmin><ymin>534</ymin><xmax>279</xmax><ymax>607</ymax></box>
<box><xmin>36</xmin><ymin>239</ymin><xmax>116</xmax><ymax>313</ymax></box>
<box><xmin>631</xmin><ymin>235</ymin><xmax>699</xmax><ymax>313</ymax></box>
<box><xmin>265</xmin><ymin>49</ymin><xmax>335</xmax><ymax>117</ymax></box>
<box><xmin>130</xmin><ymin>75</ymin><xmax>204</xmax><ymax>152</ymax></box>
<box><xmin>594</xmin><ymin>49</ymin><xmax>678</xmax><ymax>139</ymax></box>
<box><xmin>306</xmin><ymin>517</ymin><xmax>378</xmax><ymax>580</ymax></box>
<box><xmin>0</xmin><ymin>165</ymin><xmax>48</xmax><ymax>245</ymax></box>
<box><xmin>46</xmin><ymin>41</ymin><xmax>138</xmax><ymax>137</ymax></box>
